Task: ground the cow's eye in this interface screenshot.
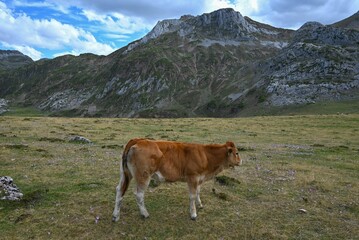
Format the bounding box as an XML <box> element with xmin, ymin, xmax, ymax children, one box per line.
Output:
<box><xmin>235</xmin><ymin>152</ymin><xmax>239</xmax><ymax>156</ymax></box>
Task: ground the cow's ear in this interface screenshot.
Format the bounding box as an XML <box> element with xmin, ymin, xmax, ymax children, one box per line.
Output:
<box><xmin>226</xmin><ymin>141</ymin><xmax>235</xmax><ymax>148</ymax></box>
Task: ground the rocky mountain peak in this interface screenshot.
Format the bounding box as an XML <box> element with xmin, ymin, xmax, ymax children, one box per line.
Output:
<box><xmin>195</xmin><ymin>8</ymin><xmax>250</xmax><ymax>31</ymax></box>
<box><xmin>0</xmin><ymin>50</ymin><xmax>33</xmax><ymax>70</ymax></box>
<box><xmin>124</xmin><ymin>8</ymin><xmax>287</xmax><ymax>53</ymax></box>
<box><xmin>0</xmin><ymin>50</ymin><xmax>26</xmax><ymax>58</ymax></box>
<box><xmin>145</xmin><ymin>19</ymin><xmax>182</xmax><ymax>40</ymax></box>
<box><xmin>293</xmin><ymin>19</ymin><xmax>359</xmax><ymax>46</ymax></box>
<box><xmin>298</xmin><ymin>21</ymin><xmax>324</xmax><ymax>30</ymax></box>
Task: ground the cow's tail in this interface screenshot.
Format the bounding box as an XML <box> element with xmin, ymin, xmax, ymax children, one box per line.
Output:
<box><xmin>120</xmin><ymin>138</ymin><xmax>143</xmax><ymax>196</ymax></box>
<box><xmin>120</xmin><ymin>144</ymin><xmax>132</xmax><ymax>196</ymax></box>
<box><xmin>113</xmin><ymin>139</ymin><xmax>141</xmax><ymax>222</ymax></box>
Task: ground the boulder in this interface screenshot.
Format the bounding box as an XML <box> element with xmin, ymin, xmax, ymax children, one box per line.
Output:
<box><xmin>0</xmin><ymin>176</ymin><xmax>23</xmax><ymax>201</ymax></box>
<box><xmin>0</xmin><ymin>98</ymin><xmax>8</xmax><ymax>115</ymax></box>
<box><xmin>69</xmin><ymin>136</ymin><xmax>92</xmax><ymax>144</ymax></box>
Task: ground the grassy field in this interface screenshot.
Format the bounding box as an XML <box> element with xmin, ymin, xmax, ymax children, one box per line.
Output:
<box><xmin>0</xmin><ymin>114</ymin><xmax>358</xmax><ymax>239</ymax></box>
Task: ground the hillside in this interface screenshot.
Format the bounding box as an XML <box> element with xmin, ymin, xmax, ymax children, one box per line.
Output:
<box><xmin>0</xmin><ymin>8</ymin><xmax>358</xmax><ymax>117</ymax></box>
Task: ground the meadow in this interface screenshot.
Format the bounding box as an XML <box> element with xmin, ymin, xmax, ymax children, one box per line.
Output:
<box><xmin>0</xmin><ymin>114</ymin><xmax>358</xmax><ymax>239</ymax></box>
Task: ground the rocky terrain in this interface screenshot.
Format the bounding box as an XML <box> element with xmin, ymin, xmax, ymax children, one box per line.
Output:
<box><xmin>0</xmin><ymin>8</ymin><xmax>358</xmax><ymax>117</ymax></box>
<box><xmin>263</xmin><ymin>21</ymin><xmax>359</xmax><ymax>106</ymax></box>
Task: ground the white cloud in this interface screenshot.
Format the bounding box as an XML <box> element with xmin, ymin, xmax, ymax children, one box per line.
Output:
<box><xmin>203</xmin><ymin>0</ymin><xmax>261</xmax><ymax>16</ymax></box>
<box><xmin>203</xmin><ymin>0</ymin><xmax>359</xmax><ymax>29</ymax></box>
<box><xmin>104</xmin><ymin>34</ymin><xmax>130</xmax><ymax>41</ymax></box>
<box><xmin>0</xmin><ymin>1</ymin><xmax>115</xmax><ymax>59</ymax></box>
<box><xmin>1</xmin><ymin>42</ymin><xmax>42</xmax><ymax>60</ymax></box>
<box><xmin>12</xmin><ymin>0</ymin><xmax>53</xmax><ymax>8</ymax></box>
<box><xmin>59</xmin><ymin>0</ymin><xmax>203</xmax><ymax>22</ymax></box>
<box><xmin>244</xmin><ymin>0</ymin><xmax>359</xmax><ymax>29</ymax></box>
<box><xmin>15</xmin><ymin>45</ymin><xmax>42</xmax><ymax>60</ymax></box>
<box><xmin>82</xmin><ymin>9</ymin><xmax>152</xmax><ymax>35</ymax></box>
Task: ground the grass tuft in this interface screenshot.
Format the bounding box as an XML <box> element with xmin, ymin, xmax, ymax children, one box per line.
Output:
<box><xmin>215</xmin><ymin>175</ymin><xmax>241</xmax><ymax>186</ymax></box>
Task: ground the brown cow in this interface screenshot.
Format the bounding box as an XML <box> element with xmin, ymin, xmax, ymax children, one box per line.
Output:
<box><xmin>112</xmin><ymin>138</ymin><xmax>241</xmax><ymax>221</ymax></box>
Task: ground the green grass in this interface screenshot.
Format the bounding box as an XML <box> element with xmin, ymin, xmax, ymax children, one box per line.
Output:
<box><xmin>240</xmin><ymin>99</ymin><xmax>359</xmax><ymax>117</ymax></box>
<box><xmin>0</xmin><ymin>115</ymin><xmax>358</xmax><ymax>239</ymax></box>
<box><xmin>3</xmin><ymin>106</ymin><xmax>47</xmax><ymax>117</ymax></box>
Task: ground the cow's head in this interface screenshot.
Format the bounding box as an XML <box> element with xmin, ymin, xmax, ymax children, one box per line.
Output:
<box><xmin>226</xmin><ymin>141</ymin><xmax>241</xmax><ymax>167</ymax></box>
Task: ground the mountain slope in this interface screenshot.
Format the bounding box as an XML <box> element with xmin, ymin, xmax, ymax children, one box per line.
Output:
<box><xmin>263</xmin><ymin>21</ymin><xmax>359</xmax><ymax>106</ymax></box>
<box><xmin>0</xmin><ymin>8</ymin><xmax>358</xmax><ymax>117</ymax></box>
<box><xmin>331</xmin><ymin>11</ymin><xmax>359</xmax><ymax>30</ymax></box>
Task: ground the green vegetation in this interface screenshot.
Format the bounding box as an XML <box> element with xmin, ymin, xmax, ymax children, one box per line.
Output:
<box><xmin>3</xmin><ymin>106</ymin><xmax>47</xmax><ymax>117</ymax></box>
<box><xmin>239</xmin><ymin>99</ymin><xmax>359</xmax><ymax>117</ymax></box>
<box><xmin>0</xmin><ymin>114</ymin><xmax>358</xmax><ymax>239</ymax></box>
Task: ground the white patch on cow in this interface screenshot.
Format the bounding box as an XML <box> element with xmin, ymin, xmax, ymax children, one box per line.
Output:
<box><xmin>196</xmin><ymin>186</ymin><xmax>203</xmax><ymax>209</ymax></box>
<box><xmin>135</xmin><ymin>188</ymin><xmax>149</xmax><ymax>218</ymax></box>
<box><xmin>154</xmin><ymin>171</ymin><xmax>166</xmax><ymax>182</ymax></box>
<box><xmin>189</xmin><ymin>192</ymin><xmax>197</xmax><ymax>220</ymax></box>
<box><xmin>126</xmin><ymin>148</ymin><xmax>136</xmax><ymax>178</ymax></box>
<box><xmin>197</xmin><ymin>175</ymin><xmax>206</xmax><ymax>184</ymax></box>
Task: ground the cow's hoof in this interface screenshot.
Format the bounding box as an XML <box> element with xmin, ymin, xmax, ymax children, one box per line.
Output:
<box><xmin>112</xmin><ymin>216</ymin><xmax>119</xmax><ymax>222</ymax></box>
<box><xmin>141</xmin><ymin>212</ymin><xmax>150</xmax><ymax>219</ymax></box>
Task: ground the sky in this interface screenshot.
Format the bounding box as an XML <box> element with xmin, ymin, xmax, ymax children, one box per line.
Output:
<box><xmin>0</xmin><ymin>0</ymin><xmax>358</xmax><ymax>60</ymax></box>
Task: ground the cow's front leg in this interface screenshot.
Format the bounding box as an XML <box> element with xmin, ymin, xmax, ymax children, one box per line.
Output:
<box><xmin>188</xmin><ymin>181</ymin><xmax>198</xmax><ymax>220</ymax></box>
<box><xmin>196</xmin><ymin>185</ymin><xmax>203</xmax><ymax>209</ymax></box>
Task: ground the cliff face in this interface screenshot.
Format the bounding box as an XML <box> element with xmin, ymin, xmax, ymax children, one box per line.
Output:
<box><xmin>0</xmin><ymin>9</ymin><xmax>358</xmax><ymax>117</ymax></box>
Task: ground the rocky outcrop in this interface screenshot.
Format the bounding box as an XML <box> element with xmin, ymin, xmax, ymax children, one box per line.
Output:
<box><xmin>266</xmin><ymin>80</ymin><xmax>359</xmax><ymax>106</ymax></box>
<box><xmin>293</xmin><ymin>21</ymin><xmax>359</xmax><ymax>46</ymax></box>
<box><xmin>38</xmin><ymin>89</ymin><xmax>94</xmax><ymax>112</ymax></box>
<box><xmin>0</xmin><ymin>98</ymin><xmax>8</xmax><ymax>115</ymax></box>
<box><xmin>0</xmin><ymin>176</ymin><xmax>23</xmax><ymax>201</ymax></box>
<box><xmin>69</xmin><ymin>136</ymin><xmax>92</xmax><ymax>144</ymax></box>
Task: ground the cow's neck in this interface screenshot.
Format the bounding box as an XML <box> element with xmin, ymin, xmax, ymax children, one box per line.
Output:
<box><xmin>204</xmin><ymin>144</ymin><xmax>228</xmax><ymax>172</ymax></box>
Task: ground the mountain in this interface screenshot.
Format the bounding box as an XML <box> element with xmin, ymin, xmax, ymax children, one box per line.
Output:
<box><xmin>331</xmin><ymin>11</ymin><xmax>359</xmax><ymax>30</ymax></box>
<box><xmin>0</xmin><ymin>8</ymin><xmax>358</xmax><ymax>117</ymax></box>
<box><xmin>0</xmin><ymin>50</ymin><xmax>33</xmax><ymax>70</ymax></box>
<box><xmin>263</xmin><ymin>20</ymin><xmax>359</xmax><ymax>107</ymax></box>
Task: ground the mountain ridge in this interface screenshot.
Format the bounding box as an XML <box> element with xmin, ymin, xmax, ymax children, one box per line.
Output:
<box><xmin>0</xmin><ymin>8</ymin><xmax>358</xmax><ymax>117</ymax></box>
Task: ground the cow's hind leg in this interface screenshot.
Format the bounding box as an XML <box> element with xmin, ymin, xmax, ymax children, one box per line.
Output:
<box><xmin>135</xmin><ymin>176</ymin><xmax>151</xmax><ymax>218</ymax></box>
<box><xmin>112</xmin><ymin>168</ymin><xmax>132</xmax><ymax>222</ymax></box>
